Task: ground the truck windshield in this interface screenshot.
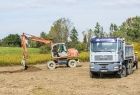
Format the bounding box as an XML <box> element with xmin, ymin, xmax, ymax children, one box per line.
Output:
<box><xmin>91</xmin><ymin>42</ymin><xmax>117</xmax><ymax>52</ymax></box>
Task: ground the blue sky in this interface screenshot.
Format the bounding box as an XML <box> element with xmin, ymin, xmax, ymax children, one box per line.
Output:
<box><xmin>0</xmin><ymin>0</ymin><xmax>140</xmax><ymax>41</ymax></box>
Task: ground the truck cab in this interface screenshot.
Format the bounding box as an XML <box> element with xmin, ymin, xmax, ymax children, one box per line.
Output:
<box><xmin>89</xmin><ymin>37</ymin><xmax>135</xmax><ymax>78</ymax></box>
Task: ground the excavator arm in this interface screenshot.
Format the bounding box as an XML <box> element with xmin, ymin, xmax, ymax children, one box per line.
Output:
<box><xmin>21</xmin><ymin>33</ymin><xmax>52</xmax><ymax>69</ymax></box>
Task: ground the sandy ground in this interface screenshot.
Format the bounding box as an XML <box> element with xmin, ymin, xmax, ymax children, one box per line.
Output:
<box><xmin>0</xmin><ymin>62</ymin><xmax>139</xmax><ymax>95</ymax></box>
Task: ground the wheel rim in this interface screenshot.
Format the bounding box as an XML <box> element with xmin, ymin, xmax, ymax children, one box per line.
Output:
<box><xmin>128</xmin><ymin>65</ymin><xmax>131</xmax><ymax>74</ymax></box>
<box><xmin>49</xmin><ymin>63</ymin><xmax>54</xmax><ymax>67</ymax></box>
<box><xmin>121</xmin><ymin>66</ymin><xmax>126</xmax><ymax>77</ymax></box>
<box><xmin>69</xmin><ymin>60</ymin><xmax>76</xmax><ymax>67</ymax></box>
<box><xmin>70</xmin><ymin>61</ymin><xmax>75</xmax><ymax>66</ymax></box>
<box><xmin>47</xmin><ymin>61</ymin><xmax>56</xmax><ymax>70</ymax></box>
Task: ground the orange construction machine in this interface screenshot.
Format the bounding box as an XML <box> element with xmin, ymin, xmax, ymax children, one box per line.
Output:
<box><xmin>21</xmin><ymin>33</ymin><xmax>79</xmax><ymax>70</ymax></box>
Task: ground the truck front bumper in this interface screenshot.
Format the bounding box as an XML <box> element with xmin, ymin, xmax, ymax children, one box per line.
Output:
<box><xmin>90</xmin><ymin>62</ymin><xmax>121</xmax><ymax>73</ymax></box>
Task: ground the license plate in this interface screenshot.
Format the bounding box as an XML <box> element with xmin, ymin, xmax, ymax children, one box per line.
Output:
<box><xmin>100</xmin><ymin>70</ymin><xmax>107</xmax><ymax>72</ymax></box>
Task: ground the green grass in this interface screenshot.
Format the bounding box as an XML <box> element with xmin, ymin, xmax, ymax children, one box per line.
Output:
<box><xmin>0</xmin><ymin>47</ymin><xmax>51</xmax><ymax>65</ymax></box>
<box><xmin>0</xmin><ymin>47</ymin><xmax>40</xmax><ymax>55</ymax></box>
<box><xmin>1</xmin><ymin>44</ymin><xmax>139</xmax><ymax>66</ymax></box>
<box><xmin>0</xmin><ymin>47</ymin><xmax>89</xmax><ymax>66</ymax></box>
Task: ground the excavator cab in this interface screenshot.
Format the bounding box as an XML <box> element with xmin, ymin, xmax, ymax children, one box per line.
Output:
<box><xmin>51</xmin><ymin>43</ymin><xmax>67</xmax><ymax>58</ymax></box>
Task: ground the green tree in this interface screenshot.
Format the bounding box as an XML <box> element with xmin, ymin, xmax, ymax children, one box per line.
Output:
<box><xmin>75</xmin><ymin>42</ymin><xmax>87</xmax><ymax>52</ymax></box>
<box><xmin>70</xmin><ymin>27</ymin><xmax>78</xmax><ymax>43</ymax></box>
<box><xmin>0</xmin><ymin>39</ymin><xmax>2</xmax><ymax>46</ymax></box>
<box><xmin>112</xmin><ymin>16</ymin><xmax>140</xmax><ymax>42</ymax></box>
<box><xmin>67</xmin><ymin>27</ymin><xmax>79</xmax><ymax>49</ymax></box>
<box><xmin>38</xmin><ymin>32</ymin><xmax>51</xmax><ymax>53</ymax></box>
<box><xmin>40</xmin><ymin>32</ymin><xmax>47</xmax><ymax>38</ymax></box>
<box><xmin>39</xmin><ymin>45</ymin><xmax>51</xmax><ymax>54</ymax></box>
<box><xmin>94</xmin><ymin>22</ymin><xmax>104</xmax><ymax>37</ymax></box>
<box><xmin>87</xmin><ymin>29</ymin><xmax>94</xmax><ymax>43</ymax></box>
<box><xmin>109</xmin><ymin>23</ymin><xmax>118</xmax><ymax>37</ymax></box>
<box><xmin>2</xmin><ymin>34</ymin><xmax>21</xmax><ymax>47</ymax></box>
<box><xmin>83</xmin><ymin>34</ymin><xmax>87</xmax><ymax>44</ymax></box>
<box><xmin>87</xmin><ymin>29</ymin><xmax>94</xmax><ymax>49</ymax></box>
<box><xmin>48</xmin><ymin>18</ymin><xmax>72</xmax><ymax>43</ymax></box>
<box><xmin>29</xmin><ymin>41</ymin><xmax>38</xmax><ymax>48</ymax></box>
<box><xmin>82</xmin><ymin>31</ymin><xmax>88</xmax><ymax>51</ymax></box>
<box><xmin>110</xmin><ymin>23</ymin><xmax>114</xmax><ymax>33</ymax></box>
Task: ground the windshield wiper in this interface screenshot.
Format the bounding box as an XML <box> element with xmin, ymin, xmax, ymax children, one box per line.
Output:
<box><xmin>105</xmin><ymin>51</ymin><xmax>114</xmax><ymax>52</ymax></box>
<box><xmin>93</xmin><ymin>51</ymin><xmax>104</xmax><ymax>52</ymax></box>
<box><xmin>93</xmin><ymin>50</ymin><xmax>114</xmax><ymax>52</ymax></box>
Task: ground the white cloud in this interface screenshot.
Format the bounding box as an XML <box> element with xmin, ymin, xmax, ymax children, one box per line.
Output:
<box><xmin>64</xmin><ymin>0</ymin><xmax>78</xmax><ymax>4</ymax></box>
<box><xmin>117</xmin><ymin>0</ymin><xmax>140</xmax><ymax>5</ymax></box>
<box><xmin>0</xmin><ymin>0</ymin><xmax>79</xmax><ymax>11</ymax></box>
<box><xmin>0</xmin><ymin>0</ymin><xmax>140</xmax><ymax>11</ymax></box>
<box><xmin>100</xmin><ymin>0</ymin><xmax>140</xmax><ymax>7</ymax></box>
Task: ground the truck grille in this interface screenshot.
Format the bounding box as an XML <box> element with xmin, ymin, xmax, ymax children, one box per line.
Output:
<box><xmin>95</xmin><ymin>55</ymin><xmax>113</xmax><ymax>61</ymax></box>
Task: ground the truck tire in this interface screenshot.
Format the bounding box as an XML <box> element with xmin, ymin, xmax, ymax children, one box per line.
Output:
<box><xmin>90</xmin><ymin>71</ymin><xmax>94</xmax><ymax>78</ymax></box>
<box><xmin>90</xmin><ymin>71</ymin><xmax>97</xmax><ymax>78</ymax></box>
<box><xmin>126</xmin><ymin>63</ymin><xmax>132</xmax><ymax>75</ymax></box>
<box><xmin>136</xmin><ymin>62</ymin><xmax>139</xmax><ymax>69</ymax></box>
<box><xmin>136</xmin><ymin>62</ymin><xmax>138</xmax><ymax>69</ymax></box>
<box><xmin>68</xmin><ymin>60</ymin><xmax>77</xmax><ymax>68</ymax></box>
<box><xmin>133</xmin><ymin>61</ymin><xmax>138</xmax><ymax>70</ymax></box>
<box><xmin>47</xmin><ymin>61</ymin><xmax>56</xmax><ymax>70</ymax></box>
<box><xmin>117</xmin><ymin>65</ymin><xmax>127</xmax><ymax>78</ymax></box>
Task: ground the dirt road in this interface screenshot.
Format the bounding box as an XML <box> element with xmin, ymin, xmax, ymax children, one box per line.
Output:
<box><xmin>0</xmin><ymin>62</ymin><xmax>139</xmax><ymax>95</ymax></box>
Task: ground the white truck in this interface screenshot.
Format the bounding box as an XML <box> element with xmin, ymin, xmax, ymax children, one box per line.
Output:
<box><xmin>89</xmin><ymin>37</ymin><xmax>138</xmax><ymax>78</ymax></box>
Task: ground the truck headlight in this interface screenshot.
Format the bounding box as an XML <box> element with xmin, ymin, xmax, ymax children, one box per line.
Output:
<box><xmin>114</xmin><ymin>66</ymin><xmax>119</xmax><ymax>70</ymax></box>
<box><xmin>90</xmin><ymin>62</ymin><xmax>94</xmax><ymax>68</ymax></box>
<box><xmin>90</xmin><ymin>66</ymin><xmax>94</xmax><ymax>69</ymax></box>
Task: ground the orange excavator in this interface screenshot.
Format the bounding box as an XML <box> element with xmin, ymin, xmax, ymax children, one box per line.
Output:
<box><xmin>21</xmin><ymin>33</ymin><xmax>79</xmax><ymax>70</ymax></box>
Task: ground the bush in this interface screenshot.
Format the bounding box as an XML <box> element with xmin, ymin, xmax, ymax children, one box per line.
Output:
<box><xmin>79</xmin><ymin>52</ymin><xmax>89</xmax><ymax>62</ymax></box>
<box><xmin>39</xmin><ymin>45</ymin><xmax>51</xmax><ymax>54</ymax></box>
<box><xmin>75</xmin><ymin>43</ymin><xmax>87</xmax><ymax>52</ymax></box>
<box><xmin>133</xmin><ymin>42</ymin><xmax>140</xmax><ymax>61</ymax></box>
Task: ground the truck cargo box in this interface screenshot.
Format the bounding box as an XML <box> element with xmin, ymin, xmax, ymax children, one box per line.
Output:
<box><xmin>125</xmin><ymin>45</ymin><xmax>134</xmax><ymax>59</ymax></box>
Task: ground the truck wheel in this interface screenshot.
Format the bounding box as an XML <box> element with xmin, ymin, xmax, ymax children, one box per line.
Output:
<box><xmin>90</xmin><ymin>71</ymin><xmax>98</xmax><ymax>78</ymax></box>
<box><xmin>68</xmin><ymin>60</ymin><xmax>77</xmax><ymax>68</ymax></box>
<box><xmin>136</xmin><ymin>62</ymin><xmax>138</xmax><ymax>69</ymax></box>
<box><xmin>90</xmin><ymin>71</ymin><xmax>94</xmax><ymax>78</ymax></box>
<box><xmin>118</xmin><ymin>65</ymin><xmax>127</xmax><ymax>78</ymax></box>
<box><xmin>126</xmin><ymin>63</ymin><xmax>132</xmax><ymax>75</ymax></box>
<box><xmin>47</xmin><ymin>61</ymin><xmax>56</xmax><ymax>70</ymax></box>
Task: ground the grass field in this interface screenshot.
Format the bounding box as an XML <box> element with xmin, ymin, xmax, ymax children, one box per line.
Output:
<box><xmin>0</xmin><ymin>44</ymin><xmax>139</xmax><ymax>66</ymax></box>
<box><xmin>0</xmin><ymin>47</ymin><xmax>51</xmax><ymax>65</ymax></box>
<box><xmin>0</xmin><ymin>47</ymin><xmax>89</xmax><ymax>66</ymax></box>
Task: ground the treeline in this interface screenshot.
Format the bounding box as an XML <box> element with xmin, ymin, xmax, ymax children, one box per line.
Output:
<box><xmin>0</xmin><ymin>34</ymin><xmax>21</xmax><ymax>47</ymax></box>
<box><xmin>0</xmin><ymin>16</ymin><xmax>140</xmax><ymax>52</ymax></box>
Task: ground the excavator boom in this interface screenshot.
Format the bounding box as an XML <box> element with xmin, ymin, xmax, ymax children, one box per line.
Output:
<box><xmin>21</xmin><ymin>33</ymin><xmax>52</xmax><ymax>69</ymax></box>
